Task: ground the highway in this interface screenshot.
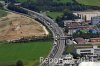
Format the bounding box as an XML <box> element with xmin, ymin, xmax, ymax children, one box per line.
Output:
<box><xmin>25</xmin><ymin>9</ymin><xmax>65</xmax><ymax>66</ymax></box>
<box><xmin>4</xmin><ymin>4</ymin><xmax>65</xmax><ymax>66</ymax></box>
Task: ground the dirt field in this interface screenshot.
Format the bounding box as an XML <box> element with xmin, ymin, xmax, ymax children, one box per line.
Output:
<box><xmin>0</xmin><ymin>13</ymin><xmax>49</xmax><ymax>41</ymax></box>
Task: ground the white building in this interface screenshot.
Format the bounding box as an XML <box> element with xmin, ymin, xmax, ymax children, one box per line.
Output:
<box><xmin>79</xmin><ymin>62</ymin><xmax>100</xmax><ymax>66</ymax></box>
<box><xmin>73</xmin><ymin>11</ymin><xmax>100</xmax><ymax>21</ymax></box>
<box><xmin>56</xmin><ymin>54</ymin><xmax>75</xmax><ymax>66</ymax></box>
<box><xmin>64</xmin><ymin>19</ymin><xmax>83</xmax><ymax>27</ymax></box>
<box><xmin>76</xmin><ymin>45</ymin><xmax>100</xmax><ymax>55</ymax></box>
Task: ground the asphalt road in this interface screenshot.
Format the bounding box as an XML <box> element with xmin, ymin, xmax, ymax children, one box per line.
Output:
<box><xmin>4</xmin><ymin>4</ymin><xmax>65</xmax><ymax>66</ymax></box>
<box><xmin>23</xmin><ymin>9</ymin><xmax>65</xmax><ymax>66</ymax></box>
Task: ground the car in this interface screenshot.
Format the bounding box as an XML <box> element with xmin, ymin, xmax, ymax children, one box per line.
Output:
<box><xmin>55</xmin><ymin>38</ymin><xmax>58</xmax><ymax>41</ymax></box>
<box><xmin>55</xmin><ymin>36</ymin><xmax>58</xmax><ymax>38</ymax></box>
<box><xmin>54</xmin><ymin>41</ymin><xmax>57</xmax><ymax>45</ymax></box>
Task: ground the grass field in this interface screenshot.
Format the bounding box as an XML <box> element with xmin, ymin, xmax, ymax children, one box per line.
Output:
<box><xmin>0</xmin><ymin>9</ymin><xmax>7</xmax><ymax>17</ymax></box>
<box><xmin>46</xmin><ymin>12</ymin><xmax>63</xmax><ymax>20</ymax></box>
<box><xmin>0</xmin><ymin>40</ymin><xmax>52</xmax><ymax>66</ymax></box>
<box><xmin>53</xmin><ymin>0</ymin><xmax>73</xmax><ymax>3</ymax></box>
<box><xmin>16</xmin><ymin>0</ymin><xmax>73</xmax><ymax>3</ymax></box>
<box><xmin>76</xmin><ymin>0</ymin><xmax>100</xmax><ymax>6</ymax></box>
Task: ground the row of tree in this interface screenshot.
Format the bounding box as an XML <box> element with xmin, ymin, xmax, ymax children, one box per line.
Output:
<box><xmin>73</xmin><ymin>32</ymin><xmax>100</xmax><ymax>39</ymax></box>
<box><xmin>21</xmin><ymin>0</ymin><xmax>88</xmax><ymax>12</ymax></box>
<box><xmin>3</xmin><ymin>0</ymin><xmax>100</xmax><ymax>12</ymax></box>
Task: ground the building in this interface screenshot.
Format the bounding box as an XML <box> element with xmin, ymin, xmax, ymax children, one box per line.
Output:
<box><xmin>78</xmin><ymin>26</ymin><xmax>93</xmax><ymax>30</ymax></box>
<box><xmin>74</xmin><ymin>37</ymin><xmax>86</xmax><ymax>44</ymax></box>
<box><xmin>66</xmin><ymin>22</ymin><xmax>81</xmax><ymax>35</ymax></box>
<box><xmin>90</xmin><ymin>38</ymin><xmax>100</xmax><ymax>42</ymax></box>
<box><xmin>14</xmin><ymin>3</ymin><xmax>21</xmax><ymax>6</ymax></box>
<box><xmin>79</xmin><ymin>62</ymin><xmax>100</xmax><ymax>66</ymax></box>
<box><xmin>91</xmin><ymin>16</ymin><xmax>100</xmax><ymax>25</ymax></box>
<box><xmin>73</xmin><ymin>11</ymin><xmax>100</xmax><ymax>21</ymax></box>
<box><xmin>56</xmin><ymin>54</ymin><xmax>75</xmax><ymax>66</ymax></box>
<box><xmin>64</xmin><ymin>19</ymin><xmax>83</xmax><ymax>27</ymax></box>
<box><xmin>75</xmin><ymin>45</ymin><xmax>100</xmax><ymax>56</ymax></box>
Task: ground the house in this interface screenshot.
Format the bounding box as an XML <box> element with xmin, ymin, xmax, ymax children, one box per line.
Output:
<box><xmin>74</xmin><ymin>37</ymin><xmax>86</xmax><ymax>44</ymax></box>
<box><xmin>78</xmin><ymin>26</ymin><xmax>93</xmax><ymax>30</ymax></box>
<box><xmin>14</xmin><ymin>3</ymin><xmax>21</xmax><ymax>6</ymax></box>
<box><xmin>67</xmin><ymin>22</ymin><xmax>81</xmax><ymax>29</ymax></box>
<box><xmin>66</xmin><ymin>22</ymin><xmax>81</xmax><ymax>35</ymax></box>
<box><xmin>64</xmin><ymin>19</ymin><xmax>83</xmax><ymax>27</ymax></box>
<box><xmin>89</xmin><ymin>38</ymin><xmax>100</xmax><ymax>42</ymax></box>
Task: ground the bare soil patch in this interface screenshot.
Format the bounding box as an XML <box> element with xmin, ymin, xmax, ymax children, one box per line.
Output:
<box><xmin>0</xmin><ymin>13</ymin><xmax>49</xmax><ymax>41</ymax></box>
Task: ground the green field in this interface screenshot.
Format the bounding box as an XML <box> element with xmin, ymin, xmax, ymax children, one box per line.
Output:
<box><xmin>76</xmin><ymin>0</ymin><xmax>100</xmax><ymax>6</ymax></box>
<box><xmin>53</xmin><ymin>0</ymin><xmax>73</xmax><ymax>3</ymax></box>
<box><xmin>46</xmin><ymin>12</ymin><xmax>63</xmax><ymax>20</ymax></box>
<box><xmin>0</xmin><ymin>9</ymin><xmax>7</xmax><ymax>17</ymax></box>
<box><xmin>0</xmin><ymin>40</ymin><xmax>52</xmax><ymax>66</ymax></box>
<box><xmin>16</xmin><ymin>0</ymin><xmax>73</xmax><ymax>3</ymax></box>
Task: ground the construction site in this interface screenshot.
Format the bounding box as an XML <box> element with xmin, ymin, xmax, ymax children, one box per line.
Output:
<box><xmin>0</xmin><ymin>12</ymin><xmax>49</xmax><ymax>42</ymax></box>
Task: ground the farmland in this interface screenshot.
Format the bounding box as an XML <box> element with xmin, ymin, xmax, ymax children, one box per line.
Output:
<box><xmin>76</xmin><ymin>0</ymin><xmax>100</xmax><ymax>6</ymax></box>
<box><xmin>0</xmin><ymin>9</ymin><xmax>51</xmax><ymax>66</ymax></box>
<box><xmin>53</xmin><ymin>0</ymin><xmax>73</xmax><ymax>3</ymax></box>
<box><xmin>0</xmin><ymin>40</ymin><xmax>52</xmax><ymax>66</ymax></box>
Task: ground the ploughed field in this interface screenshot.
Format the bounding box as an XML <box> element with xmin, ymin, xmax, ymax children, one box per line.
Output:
<box><xmin>0</xmin><ymin>12</ymin><xmax>49</xmax><ymax>41</ymax></box>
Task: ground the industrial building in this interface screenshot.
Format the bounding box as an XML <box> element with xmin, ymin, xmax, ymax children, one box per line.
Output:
<box><xmin>75</xmin><ymin>45</ymin><xmax>100</xmax><ymax>56</ymax></box>
<box><xmin>73</xmin><ymin>11</ymin><xmax>100</xmax><ymax>21</ymax></box>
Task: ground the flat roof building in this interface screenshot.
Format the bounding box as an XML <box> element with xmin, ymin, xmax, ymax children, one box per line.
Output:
<box><xmin>75</xmin><ymin>45</ymin><xmax>100</xmax><ymax>56</ymax></box>
<box><xmin>73</xmin><ymin>11</ymin><xmax>100</xmax><ymax>21</ymax></box>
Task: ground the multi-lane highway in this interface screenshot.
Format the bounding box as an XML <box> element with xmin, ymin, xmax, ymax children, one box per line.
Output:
<box><xmin>4</xmin><ymin>4</ymin><xmax>65</xmax><ymax>66</ymax></box>
<box><xmin>24</xmin><ymin>9</ymin><xmax>65</xmax><ymax>66</ymax></box>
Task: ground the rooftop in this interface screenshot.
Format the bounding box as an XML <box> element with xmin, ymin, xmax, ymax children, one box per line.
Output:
<box><xmin>79</xmin><ymin>62</ymin><xmax>100</xmax><ymax>66</ymax></box>
<box><xmin>74</xmin><ymin>37</ymin><xmax>86</xmax><ymax>44</ymax></box>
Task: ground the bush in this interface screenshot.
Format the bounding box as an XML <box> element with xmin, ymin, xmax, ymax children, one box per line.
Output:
<box><xmin>16</xmin><ymin>60</ymin><xmax>23</xmax><ymax>66</ymax></box>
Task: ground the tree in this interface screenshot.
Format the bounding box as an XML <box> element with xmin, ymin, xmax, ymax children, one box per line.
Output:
<box><xmin>65</xmin><ymin>26</ymin><xmax>69</xmax><ymax>33</ymax></box>
<box><xmin>63</xmin><ymin>8</ymin><xmax>71</xmax><ymax>14</ymax></box>
<box><xmin>16</xmin><ymin>60</ymin><xmax>23</xmax><ymax>66</ymax></box>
